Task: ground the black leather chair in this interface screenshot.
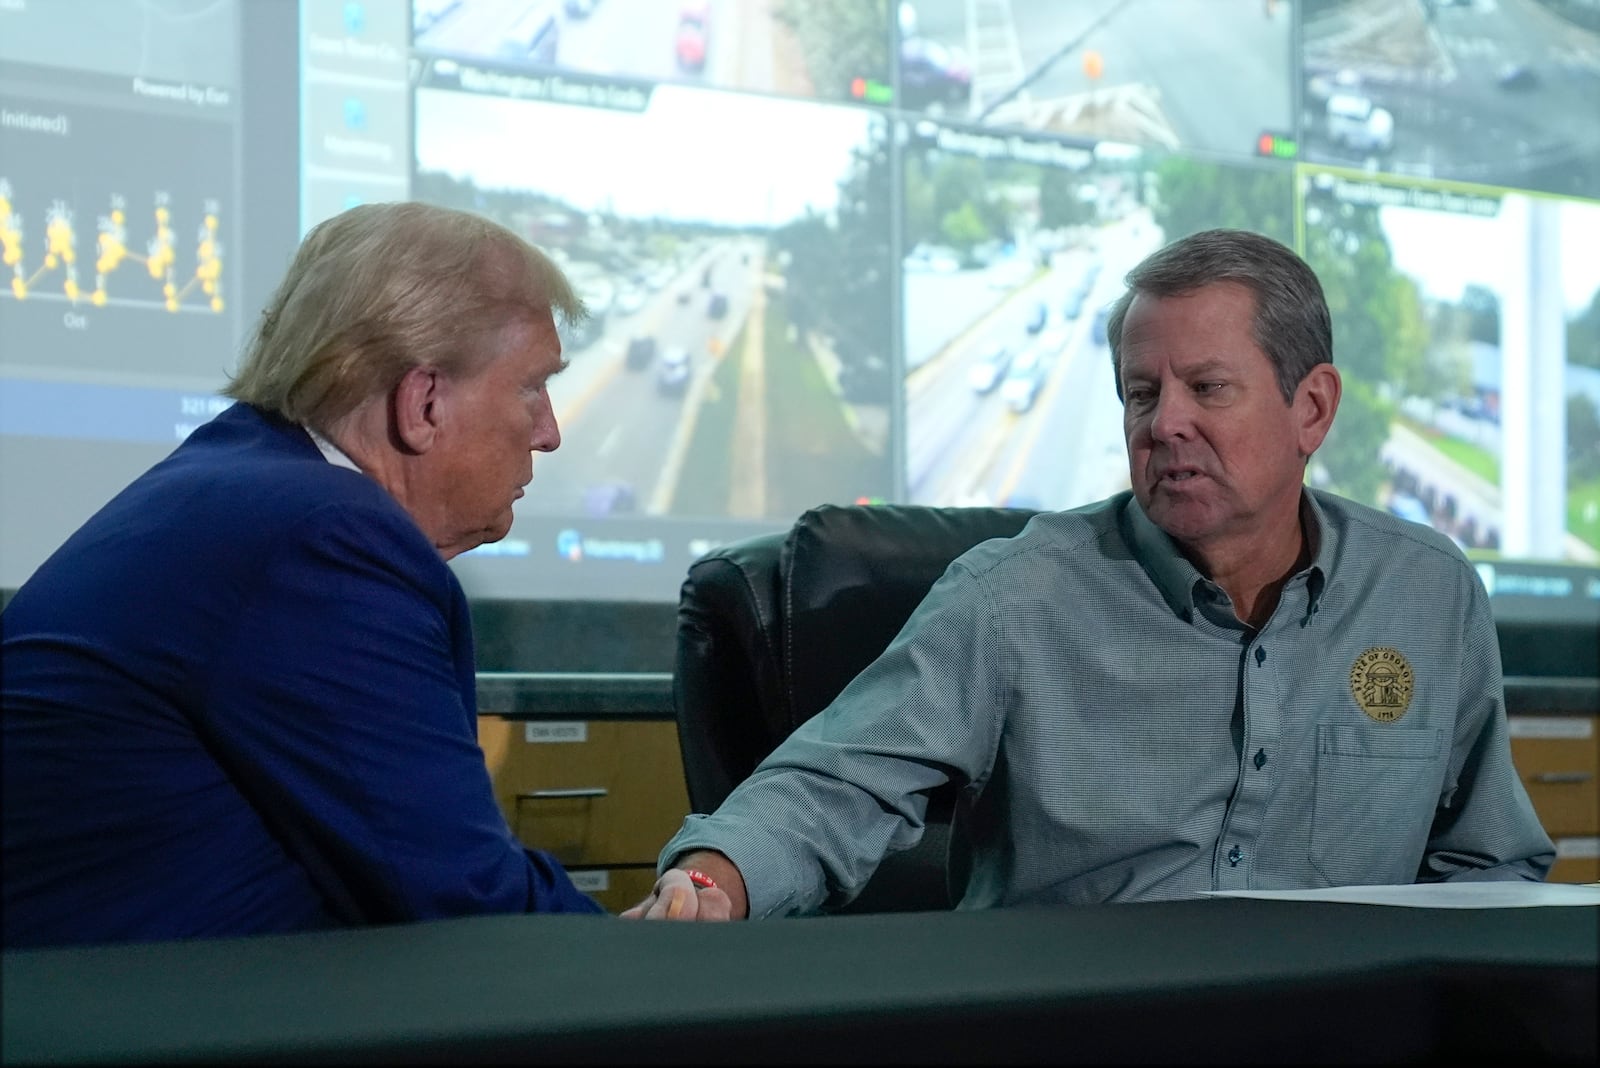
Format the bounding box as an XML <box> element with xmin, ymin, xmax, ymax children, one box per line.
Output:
<box><xmin>672</xmin><ymin>502</ymin><xmax>1039</xmax><ymax>912</ymax></box>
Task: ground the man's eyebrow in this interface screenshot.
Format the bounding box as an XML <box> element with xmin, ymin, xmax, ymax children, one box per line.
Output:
<box><xmin>1170</xmin><ymin>357</ymin><xmax>1233</xmax><ymax>378</ymax></box>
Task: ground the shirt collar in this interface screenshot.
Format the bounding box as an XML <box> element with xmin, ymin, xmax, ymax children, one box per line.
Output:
<box><xmin>303</xmin><ymin>425</ymin><xmax>361</xmax><ymax>473</ymax></box>
<box><xmin>1122</xmin><ymin>490</ymin><xmax>1332</xmax><ymax>622</ymax></box>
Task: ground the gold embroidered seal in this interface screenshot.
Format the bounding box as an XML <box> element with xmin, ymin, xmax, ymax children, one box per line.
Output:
<box><xmin>1349</xmin><ymin>646</ymin><xmax>1414</xmax><ymax>723</ymax></box>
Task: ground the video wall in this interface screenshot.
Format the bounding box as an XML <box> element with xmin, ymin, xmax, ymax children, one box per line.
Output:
<box><xmin>2</xmin><ymin>0</ymin><xmax>1598</xmax><ymax>623</ymax></box>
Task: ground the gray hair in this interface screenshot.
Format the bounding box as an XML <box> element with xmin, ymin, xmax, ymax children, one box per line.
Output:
<box><xmin>225</xmin><ymin>201</ymin><xmax>586</xmax><ymax>430</ymax></box>
<box><xmin>1105</xmin><ymin>228</ymin><xmax>1331</xmax><ymax>404</ymax></box>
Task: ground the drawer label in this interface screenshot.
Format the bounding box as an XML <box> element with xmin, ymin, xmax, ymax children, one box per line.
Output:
<box><xmin>524</xmin><ymin>721</ymin><xmax>587</xmax><ymax>744</ymax></box>
<box><xmin>1555</xmin><ymin>837</ymin><xmax>1600</xmax><ymax>859</ymax></box>
<box><xmin>569</xmin><ymin>870</ymin><xmax>611</xmax><ymax>892</ymax></box>
<box><xmin>1508</xmin><ymin>717</ymin><xmax>1593</xmax><ymax>739</ymax></box>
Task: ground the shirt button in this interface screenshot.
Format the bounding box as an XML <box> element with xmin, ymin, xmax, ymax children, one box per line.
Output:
<box><xmin>1254</xmin><ymin>646</ymin><xmax>1267</xmax><ymax>666</ymax></box>
<box><xmin>1228</xmin><ymin>845</ymin><xmax>1243</xmax><ymax>867</ymax></box>
<box><xmin>1253</xmin><ymin>748</ymin><xmax>1267</xmax><ymax>770</ymax></box>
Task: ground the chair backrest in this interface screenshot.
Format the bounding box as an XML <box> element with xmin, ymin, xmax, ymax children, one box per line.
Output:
<box><xmin>673</xmin><ymin>502</ymin><xmax>1039</xmax><ymax>911</ymax></box>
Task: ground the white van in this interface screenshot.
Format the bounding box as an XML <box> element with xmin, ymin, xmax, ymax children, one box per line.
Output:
<box><xmin>1325</xmin><ymin>93</ymin><xmax>1394</xmax><ymax>154</ymax></box>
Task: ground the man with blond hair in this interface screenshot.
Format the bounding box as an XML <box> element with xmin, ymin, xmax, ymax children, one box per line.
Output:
<box><xmin>3</xmin><ymin>202</ymin><xmax>605</xmax><ymax>947</ymax></box>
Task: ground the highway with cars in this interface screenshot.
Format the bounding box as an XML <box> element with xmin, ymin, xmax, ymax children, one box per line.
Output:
<box><xmin>516</xmin><ymin>240</ymin><xmax>759</xmax><ymax>520</ymax></box>
<box><xmin>905</xmin><ymin>211</ymin><xmax>1160</xmax><ymax>509</ymax></box>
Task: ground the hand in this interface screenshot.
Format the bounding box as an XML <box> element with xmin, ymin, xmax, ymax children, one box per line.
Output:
<box><xmin>619</xmin><ymin>867</ymin><xmax>735</xmax><ymax>921</ymax></box>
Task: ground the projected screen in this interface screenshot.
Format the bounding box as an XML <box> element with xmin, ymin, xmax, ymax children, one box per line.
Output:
<box><xmin>2</xmin><ymin>0</ymin><xmax>1598</xmax><ymax>626</ymax></box>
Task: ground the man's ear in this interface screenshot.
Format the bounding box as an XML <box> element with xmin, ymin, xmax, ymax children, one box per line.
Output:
<box><xmin>392</xmin><ymin>365</ymin><xmax>443</xmax><ymax>455</ymax></box>
<box><xmin>1294</xmin><ymin>363</ymin><xmax>1341</xmax><ymax>458</ymax></box>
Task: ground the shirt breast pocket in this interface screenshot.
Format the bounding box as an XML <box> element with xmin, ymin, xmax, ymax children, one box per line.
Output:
<box><xmin>1310</xmin><ymin>723</ymin><xmax>1446</xmax><ymax>887</ymax></box>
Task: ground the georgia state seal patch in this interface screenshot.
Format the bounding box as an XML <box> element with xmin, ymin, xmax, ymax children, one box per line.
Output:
<box><xmin>1349</xmin><ymin>646</ymin><xmax>1414</xmax><ymax>723</ymax></box>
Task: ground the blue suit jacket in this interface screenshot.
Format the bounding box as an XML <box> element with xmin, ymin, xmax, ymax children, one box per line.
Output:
<box><xmin>2</xmin><ymin>403</ymin><xmax>602</xmax><ymax>947</ymax></box>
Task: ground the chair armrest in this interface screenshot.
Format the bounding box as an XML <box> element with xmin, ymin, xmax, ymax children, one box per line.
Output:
<box><xmin>674</xmin><ymin>535</ymin><xmax>787</xmax><ymax>813</ymax></box>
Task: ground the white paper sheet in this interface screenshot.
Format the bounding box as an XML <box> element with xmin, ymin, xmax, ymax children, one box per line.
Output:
<box><xmin>1203</xmin><ymin>882</ymin><xmax>1600</xmax><ymax>908</ymax></box>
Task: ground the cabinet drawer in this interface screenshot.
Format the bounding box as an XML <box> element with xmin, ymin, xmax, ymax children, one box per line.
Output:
<box><xmin>1548</xmin><ymin>837</ymin><xmax>1599</xmax><ymax>886</ymax></box>
<box><xmin>478</xmin><ymin>717</ymin><xmax>689</xmax><ymax>868</ymax></box>
<box><xmin>1508</xmin><ymin>715</ymin><xmax>1598</xmax><ymax>840</ymax></box>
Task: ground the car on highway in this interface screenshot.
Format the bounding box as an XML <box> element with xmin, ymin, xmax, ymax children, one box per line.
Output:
<box><xmin>676</xmin><ymin>0</ymin><xmax>709</xmax><ymax>72</ymax></box>
<box><xmin>1496</xmin><ymin>62</ymin><xmax>1540</xmax><ymax>91</ymax></box>
<box><xmin>1091</xmin><ymin>306</ymin><xmax>1111</xmax><ymax>346</ymax></box>
<box><xmin>657</xmin><ymin>346</ymin><xmax>691</xmax><ymax>395</ymax></box>
<box><xmin>899</xmin><ymin>36</ymin><xmax>972</xmax><ymax>112</ymax></box>
<box><xmin>1325</xmin><ymin>92</ymin><xmax>1394</xmax><ymax>154</ymax></box>
<box><xmin>707</xmin><ymin>292</ymin><xmax>729</xmax><ymax>319</ymax></box>
<box><xmin>625</xmin><ymin>335</ymin><xmax>657</xmax><ymax>371</ymax></box>
<box><xmin>999</xmin><ymin>347</ymin><xmax>1047</xmax><ymax>413</ymax></box>
<box><xmin>967</xmin><ymin>342</ymin><xmax>1012</xmax><ymax>394</ymax></box>
<box><xmin>1024</xmin><ymin>301</ymin><xmax>1048</xmax><ymax>335</ymax></box>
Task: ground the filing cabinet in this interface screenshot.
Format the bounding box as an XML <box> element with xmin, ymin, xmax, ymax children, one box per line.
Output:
<box><xmin>477</xmin><ymin>714</ymin><xmax>690</xmax><ymax>914</ymax></box>
<box><xmin>1508</xmin><ymin>714</ymin><xmax>1599</xmax><ymax>883</ymax></box>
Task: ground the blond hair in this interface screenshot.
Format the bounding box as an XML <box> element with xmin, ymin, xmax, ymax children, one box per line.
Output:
<box><xmin>225</xmin><ymin>201</ymin><xmax>585</xmax><ymax>429</ymax></box>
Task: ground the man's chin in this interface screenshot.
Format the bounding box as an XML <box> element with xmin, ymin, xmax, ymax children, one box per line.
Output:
<box><xmin>482</xmin><ymin>519</ymin><xmax>514</xmax><ymax>547</ymax></box>
<box><xmin>1143</xmin><ymin>497</ymin><xmax>1217</xmax><ymax>543</ymax></box>
<box><xmin>437</xmin><ymin>519</ymin><xmax>515</xmax><ymax>561</ymax></box>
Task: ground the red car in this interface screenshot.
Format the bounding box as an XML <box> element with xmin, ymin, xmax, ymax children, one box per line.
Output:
<box><xmin>676</xmin><ymin>0</ymin><xmax>708</xmax><ymax>72</ymax></box>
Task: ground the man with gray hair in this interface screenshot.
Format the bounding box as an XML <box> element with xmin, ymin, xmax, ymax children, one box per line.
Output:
<box><xmin>628</xmin><ymin>227</ymin><xmax>1554</xmax><ymax>922</ymax></box>
<box><xmin>3</xmin><ymin>202</ymin><xmax>605</xmax><ymax>948</ymax></box>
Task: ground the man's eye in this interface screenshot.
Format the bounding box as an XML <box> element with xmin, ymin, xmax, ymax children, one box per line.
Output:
<box><xmin>1194</xmin><ymin>382</ymin><xmax>1224</xmax><ymax>395</ymax></box>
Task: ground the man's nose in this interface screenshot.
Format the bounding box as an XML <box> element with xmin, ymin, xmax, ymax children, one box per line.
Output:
<box><xmin>532</xmin><ymin>395</ymin><xmax>561</xmax><ymax>453</ymax></box>
<box><xmin>1148</xmin><ymin>389</ymin><xmax>1193</xmax><ymax>441</ymax></box>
